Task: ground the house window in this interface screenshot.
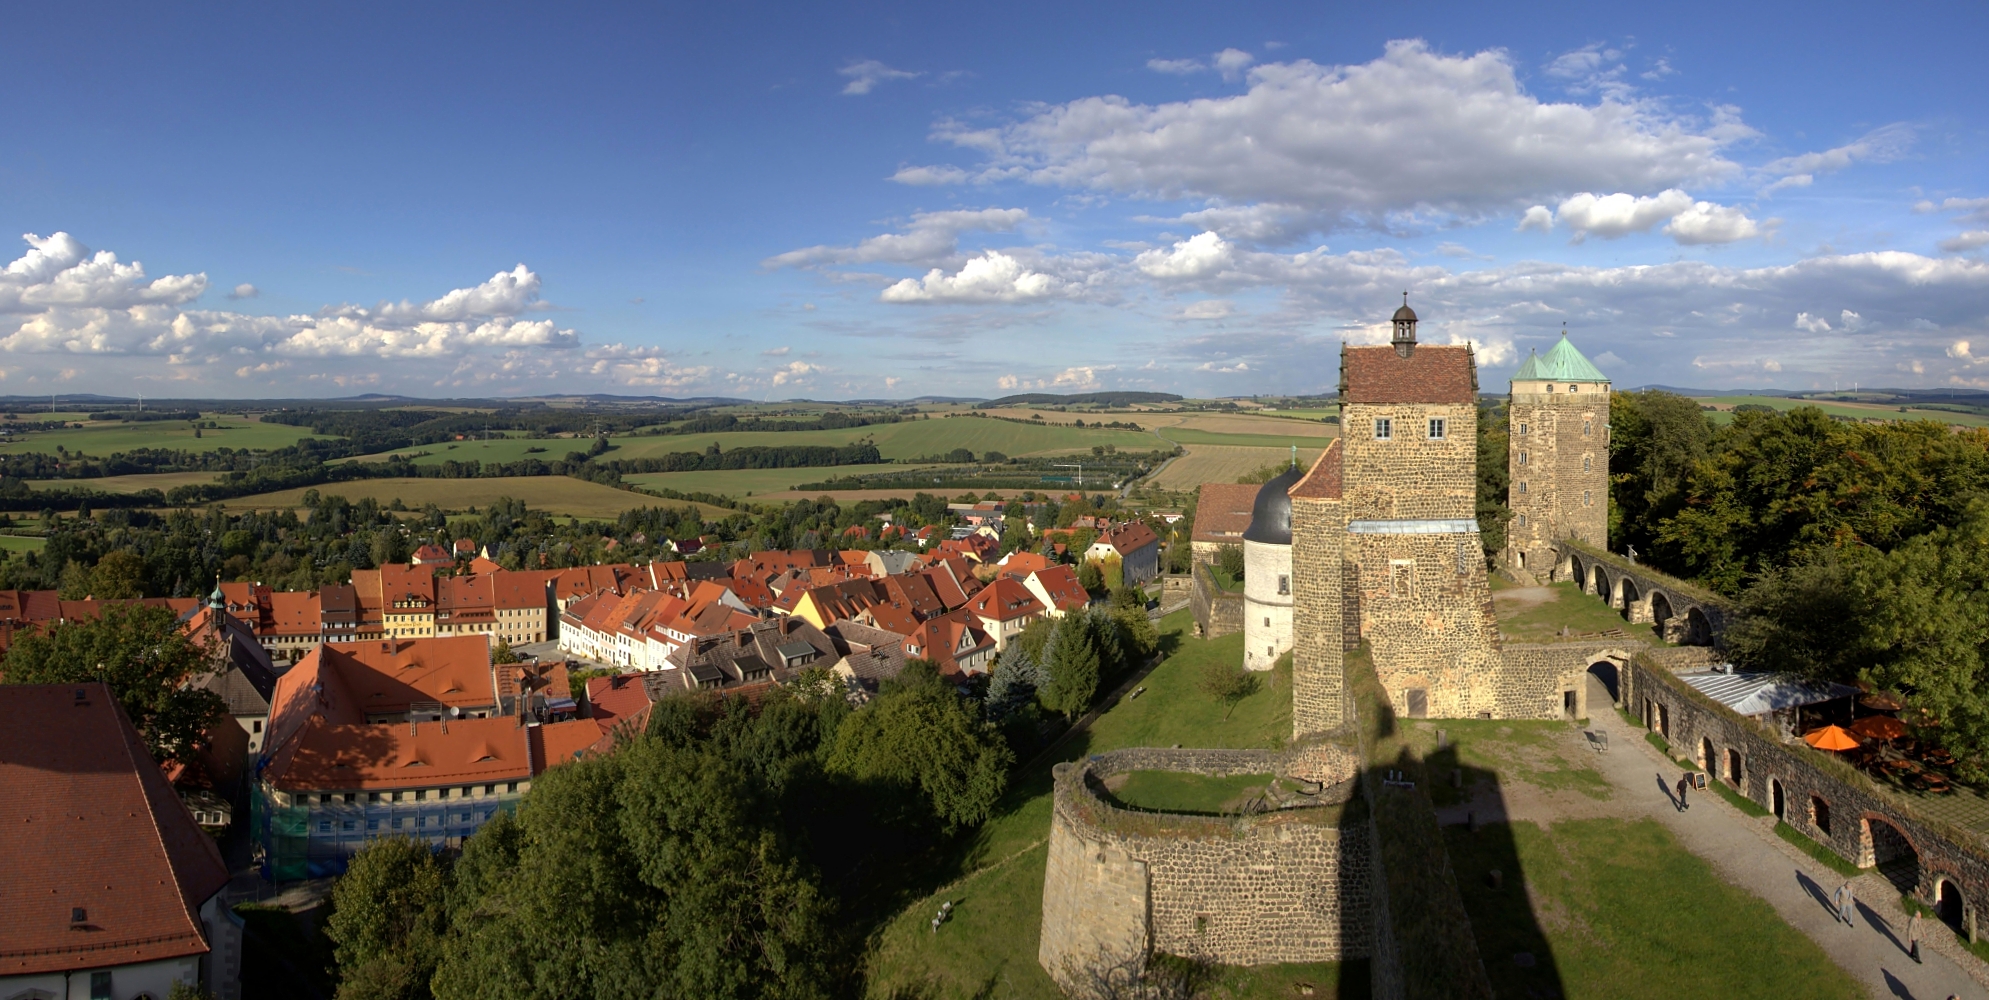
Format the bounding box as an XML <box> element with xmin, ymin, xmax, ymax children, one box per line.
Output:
<box><xmin>1546</xmin><ymin>384</ymin><xmax>1556</xmax><ymax>393</ymax></box>
<box><xmin>1570</xmin><ymin>384</ymin><xmax>1581</xmax><ymax>393</ymax></box>
<box><xmin>1584</xmin><ymin>420</ymin><xmax>1593</xmax><ymax>437</ymax></box>
<box><xmin>1811</xmin><ymin>796</ymin><xmax>1832</xmax><ymax>835</ymax></box>
<box><xmin>1518</xmin><ymin>481</ymin><xmax>1527</xmax><ymax>494</ymax></box>
<box><xmin>1584</xmin><ymin>490</ymin><xmax>1592</xmax><ymax>506</ymax></box>
<box><xmin>1277</xmin><ymin>574</ymin><xmax>1290</xmax><ymax>595</ymax></box>
<box><xmin>507</xmin><ymin>782</ymin><xmax>519</xmax><ymax>793</ymax></box>
<box><xmin>318</xmin><ymin>820</ymin><xmax>332</xmax><ymax>833</ymax></box>
<box><xmin>1518</xmin><ymin>422</ymin><xmax>1529</xmax><ymax>435</ymax></box>
<box><xmin>1518</xmin><ymin>514</ymin><xmax>1528</xmax><ymax>527</ymax></box>
<box><xmin>1374</xmin><ymin>418</ymin><xmax>1392</xmax><ymax>441</ymax></box>
<box><xmin>1583</xmin><ymin>456</ymin><xmax>1592</xmax><ymax>472</ymax></box>
<box><xmin>90</xmin><ymin>971</ymin><xmax>113</xmax><ymax>1000</ymax></box>
<box><xmin>1264</xmin><ymin>617</ymin><xmax>1271</xmax><ymax>627</ymax></box>
<box><xmin>1518</xmin><ymin>450</ymin><xmax>1528</xmax><ymax>466</ymax></box>
<box><xmin>253</xmin><ymin>720</ymin><xmax>263</xmax><ymax>733</ymax></box>
<box><xmin>1428</xmin><ymin>417</ymin><xmax>1447</xmax><ymax>440</ymax></box>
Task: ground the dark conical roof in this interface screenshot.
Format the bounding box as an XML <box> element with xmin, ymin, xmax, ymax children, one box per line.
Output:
<box><xmin>1392</xmin><ymin>303</ymin><xmax>1418</xmax><ymax>323</ymax></box>
<box><xmin>1242</xmin><ymin>464</ymin><xmax>1303</xmax><ymax>545</ymax></box>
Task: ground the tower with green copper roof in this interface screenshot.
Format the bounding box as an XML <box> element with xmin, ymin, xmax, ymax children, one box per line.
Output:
<box><xmin>1505</xmin><ymin>327</ymin><xmax>1610</xmax><ymax>577</ymax></box>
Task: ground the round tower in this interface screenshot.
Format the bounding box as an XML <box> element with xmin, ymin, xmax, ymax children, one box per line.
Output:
<box><xmin>1506</xmin><ymin>329</ymin><xmax>1611</xmax><ymax>575</ymax></box>
<box><xmin>1242</xmin><ymin>464</ymin><xmax>1301</xmax><ymax>672</ymax></box>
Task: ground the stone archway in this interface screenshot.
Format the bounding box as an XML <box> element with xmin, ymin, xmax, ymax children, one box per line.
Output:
<box><xmin>1866</xmin><ymin>816</ymin><xmax>1921</xmax><ymax>894</ymax></box>
<box><xmin>1700</xmin><ymin>737</ymin><xmax>1716</xmax><ymax>777</ymax></box>
<box><xmin>1681</xmin><ymin>606</ymin><xmax>1712</xmax><ymax>646</ymax></box>
<box><xmin>1587</xmin><ymin>660</ymin><xmax>1621</xmax><ymax>705</ymax></box>
<box><xmin>1619</xmin><ymin>577</ymin><xmax>1642</xmax><ymax>618</ymax></box>
<box><xmin>1592</xmin><ymin>565</ymin><xmax>1610</xmax><ymax>604</ymax></box>
<box><xmin>1569</xmin><ymin>555</ymin><xmax>1588</xmax><ymax>593</ymax></box>
<box><xmin>1650</xmin><ymin>590</ymin><xmax>1675</xmax><ymax>639</ymax></box>
<box><xmin>1771</xmin><ymin>779</ymin><xmax>1786</xmax><ymax>819</ymax></box>
<box><xmin>1938</xmin><ymin>877</ymin><xmax>1969</xmax><ymax>932</ymax></box>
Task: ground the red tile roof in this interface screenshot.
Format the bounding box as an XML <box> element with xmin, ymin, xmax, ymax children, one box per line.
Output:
<box><xmin>1340</xmin><ymin>344</ymin><xmax>1477</xmax><ymax>404</ymax></box>
<box><xmin>1289</xmin><ymin>437</ymin><xmax>1345</xmax><ymax>500</ymax></box>
<box><xmin>1028</xmin><ymin>565</ymin><xmax>1090</xmax><ymax>612</ymax></box>
<box><xmin>966</xmin><ymin>576</ymin><xmax>1045</xmax><ymax>623</ymax></box>
<box><xmin>0</xmin><ymin>684</ymin><xmax>229</xmax><ymax>975</ymax></box>
<box><xmin>530</xmin><ymin>718</ymin><xmax>603</xmax><ymax>771</ymax></box>
<box><xmin>1192</xmin><ymin>483</ymin><xmax>1260</xmax><ymax>543</ymax></box>
<box><xmin>1100</xmin><ymin>521</ymin><xmax>1159</xmax><ymax>556</ymax></box>
<box><xmin>267</xmin><ymin>714</ymin><xmax>533</xmax><ymax>791</ymax></box>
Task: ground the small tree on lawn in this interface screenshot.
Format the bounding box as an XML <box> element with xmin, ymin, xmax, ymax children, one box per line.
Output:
<box><xmin>1198</xmin><ymin>660</ymin><xmax>1261</xmax><ymax>721</ymax></box>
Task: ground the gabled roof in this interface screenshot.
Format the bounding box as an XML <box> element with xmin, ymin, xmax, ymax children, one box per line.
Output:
<box><xmin>1340</xmin><ymin>343</ymin><xmax>1477</xmax><ymax>404</ymax></box>
<box><xmin>1289</xmin><ymin>438</ymin><xmax>1344</xmax><ymax>501</ymax></box>
<box><xmin>1192</xmin><ymin>483</ymin><xmax>1259</xmax><ymax>543</ymax></box>
<box><xmin>266</xmin><ymin>714</ymin><xmax>533</xmax><ymax>791</ymax></box>
<box><xmin>1027</xmin><ymin>565</ymin><xmax>1090</xmax><ymax>612</ymax></box>
<box><xmin>1512</xmin><ymin>332</ymin><xmax>1610</xmax><ymax>384</ymax></box>
<box><xmin>0</xmin><ymin>684</ymin><xmax>229</xmax><ymax>975</ymax></box>
<box><xmin>1678</xmin><ymin>670</ymin><xmax>1857</xmax><ymax>717</ymax></box>
<box><xmin>1099</xmin><ymin>522</ymin><xmax>1159</xmax><ymax>555</ymax></box>
<box><xmin>966</xmin><ymin>577</ymin><xmax>1045</xmax><ymax>623</ymax></box>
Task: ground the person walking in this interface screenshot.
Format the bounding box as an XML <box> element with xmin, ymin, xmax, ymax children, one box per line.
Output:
<box><xmin>1836</xmin><ymin>881</ymin><xmax>1857</xmax><ymax>927</ymax></box>
<box><xmin>1908</xmin><ymin>909</ymin><xmax>1923</xmax><ymax>963</ymax></box>
<box><xmin>1677</xmin><ymin>774</ymin><xmax>1690</xmax><ymax>811</ymax></box>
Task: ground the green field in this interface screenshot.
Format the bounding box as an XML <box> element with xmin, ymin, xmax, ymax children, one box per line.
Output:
<box><xmin>1448</xmin><ymin>819</ymin><xmax>1861</xmax><ymax>1000</ymax></box>
<box><xmin>352</xmin><ymin>418</ymin><xmax>1160</xmax><ymax>467</ymax></box>
<box><xmin>864</xmin><ymin>613</ymin><xmax>1321</xmax><ymax>999</ymax></box>
<box><xmin>0</xmin><ymin>534</ymin><xmax>46</xmax><ymax>553</ymax></box>
<box><xmin>26</xmin><ymin>471</ymin><xmax>224</xmax><ymax>494</ymax></box>
<box><xmin>0</xmin><ymin>414</ymin><xmax>333</xmax><ymax>456</ymax></box>
<box><xmin>1492</xmin><ymin>579</ymin><xmax>1665</xmax><ymax>644</ymax></box>
<box><xmin>622</xmin><ymin>464</ymin><xmax>947</xmax><ymax>498</ymax></box>
<box><xmin>220</xmin><ymin>476</ymin><xmax>733</xmax><ymax>520</ymax></box>
<box><xmin>1692</xmin><ymin>395</ymin><xmax>1989</xmax><ymax>428</ymax></box>
<box><xmin>1157</xmin><ymin>426</ymin><xmax>1336</xmax><ymax>449</ymax></box>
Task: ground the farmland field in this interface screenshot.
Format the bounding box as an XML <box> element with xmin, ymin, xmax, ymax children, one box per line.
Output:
<box><xmin>1690</xmin><ymin>395</ymin><xmax>1989</xmax><ymax>428</ymax></box>
<box><xmin>622</xmin><ymin>464</ymin><xmax>944</xmax><ymax>498</ymax></box>
<box><xmin>1150</xmin><ymin>445</ymin><xmax>1324</xmax><ymax>490</ymax></box>
<box><xmin>352</xmin><ymin>417</ymin><xmax>1160</xmax><ymax>466</ymax></box>
<box><xmin>218</xmin><ymin>477</ymin><xmax>732</xmax><ymax>520</ymax></box>
<box><xmin>0</xmin><ymin>534</ymin><xmax>46</xmax><ymax>553</ymax></box>
<box><xmin>0</xmin><ymin>414</ymin><xmax>333</xmax><ymax>456</ymax></box>
<box><xmin>1157</xmin><ymin>427</ymin><xmax>1336</xmax><ymax>449</ymax></box>
<box><xmin>26</xmin><ymin>471</ymin><xmax>225</xmax><ymax>493</ymax></box>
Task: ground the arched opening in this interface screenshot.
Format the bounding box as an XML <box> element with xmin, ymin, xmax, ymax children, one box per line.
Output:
<box><xmin>1700</xmin><ymin>737</ymin><xmax>1716</xmax><ymax>777</ymax></box>
<box><xmin>1726</xmin><ymin>748</ymin><xmax>1744</xmax><ymax>787</ymax></box>
<box><xmin>1570</xmin><ymin>556</ymin><xmax>1587</xmax><ymax>593</ymax></box>
<box><xmin>1771</xmin><ymin>779</ymin><xmax>1785</xmax><ymax>819</ymax></box>
<box><xmin>1592</xmin><ymin>566</ymin><xmax>1610</xmax><ymax>603</ymax></box>
<box><xmin>1587</xmin><ymin>660</ymin><xmax>1620</xmax><ymax>705</ymax></box>
<box><xmin>1619</xmin><ymin>577</ymin><xmax>1642</xmax><ymax>617</ymax></box>
<box><xmin>1868</xmin><ymin>817</ymin><xmax>1921</xmax><ymax>894</ymax></box>
<box><xmin>1811</xmin><ymin>796</ymin><xmax>1832</xmax><ymax>836</ymax></box>
<box><xmin>1939</xmin><ymin>879</ymin><xmax>1968</xmax><ymax>932</ymax></box>
<box><xmin>1650</xmin><ymin>591</ymin><xmax>1674</xmax><ymax>640</ymax></box>
<box><xmin>1681</xmin><ymin>607</ymin><xmax>1712</xmax><ymax>646</ymax></box>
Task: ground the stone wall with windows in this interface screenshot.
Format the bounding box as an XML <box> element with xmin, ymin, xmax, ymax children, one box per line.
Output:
<box><xmin>1341</xmin><ymin>402</ymin><xmax>1478</xmax><ymax>521</ymax></box>
<box><xmin>1506</xmin><ymin>382</ymin><xmax>1610</xmax><ymax>574</ymax></box>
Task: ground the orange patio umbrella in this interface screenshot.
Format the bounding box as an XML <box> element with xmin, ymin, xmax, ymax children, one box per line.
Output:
<box><xmin>1849</xmin><ymin>716</ymin><xmax>1909</xmax><ymax>740</ymax></box>
<box><xmin>1804</xmin><ymin>725</ymin><xmax>1863</xmax><ymax>751</ymax></box>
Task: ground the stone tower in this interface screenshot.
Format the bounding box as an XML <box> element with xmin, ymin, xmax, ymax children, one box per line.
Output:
<box><xmin>1505</xmin><ymin>331</ymin><xmax>1611</xmax><ymax>575</ymax></box>
<box><xmin>1241</xmin><ymin>463</ymin><xmax>1300</xmax><ymax>672</ymax></box>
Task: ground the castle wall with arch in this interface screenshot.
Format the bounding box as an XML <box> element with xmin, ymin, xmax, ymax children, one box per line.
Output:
<box><xmin>1552</xmin><ymin>540</ymin><xmax>1730</xmax><ymax>647</ymax></box>
<box><xmin>1627</xmin><ymin>656</ymin><xmax>1989</xmax><ymax>939</ymax></box>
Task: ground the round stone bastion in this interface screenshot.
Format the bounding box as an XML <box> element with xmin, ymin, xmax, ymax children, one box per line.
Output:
<box><xmin>1037</xmin><ymin>743</ymin><xmax>1370</xmax><ymax>997</ymax></box>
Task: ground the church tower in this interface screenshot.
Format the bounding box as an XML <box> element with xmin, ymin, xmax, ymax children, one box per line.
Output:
<box><xmin>1505</xmin><ymin>331</ymin><xmax>1611</xmax><ymax>575</ymax></box>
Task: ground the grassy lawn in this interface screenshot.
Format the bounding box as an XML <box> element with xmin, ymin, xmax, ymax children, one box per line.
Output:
<box><xmin>1447</xmin><ymin>819</ymin><xmax>1863</xmax><ymax>1000</ymax></box>
<box><xmin>0</xmin><ymin>534</ymin><xmax>46</xmax><ymax>553</ymax></box>
<box><xmin>864</xmin><ymin>611</ymin><xmax>1338</xmax><ymax>1000</ymax></box>
<box><xmin>220</xmin><ymin>476</ymin><xmax>733</xmax><ymax>520</ymax></box>
<box><xmin>0</xmin><ymin>414</ymin><xmax>332</xmax><ymax>456</ymax></box>
<box><xmin>1494</xmin><ymin>580</ymin><xmax>1665</xmax><ymax>645</ymax></box>
<box><xmin>1103</xmin><ymin>771</ymin><xmax>1275</xmax><ymax>814</ymax></box>
<box><xmin>1398</xmin><ymin>718</ymin><xmax>1612</xmax><ymax>806</ymax></box>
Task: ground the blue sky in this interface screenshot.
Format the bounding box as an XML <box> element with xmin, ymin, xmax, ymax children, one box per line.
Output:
<box><xmin>2</xmin><ymin>1</ymin><xmax>1985</xmax><ymax>399</ymax></box>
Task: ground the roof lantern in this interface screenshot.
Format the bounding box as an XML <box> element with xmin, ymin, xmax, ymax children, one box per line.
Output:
<box><xmin>1391</xmin><ymin>292</ymin><xmax>1418</xmax><ymax>358</ymax></box>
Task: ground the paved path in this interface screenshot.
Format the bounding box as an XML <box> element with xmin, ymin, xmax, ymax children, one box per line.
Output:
<box><xmin>1586</xmin><ymin>695</ymin><xmax>1988</xmax><ymax>1000</ymax></box>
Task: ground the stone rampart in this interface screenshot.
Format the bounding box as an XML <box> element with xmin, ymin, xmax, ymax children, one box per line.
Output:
<box><xmin>1190</xmin><ymin>561</ymin><xmax>1244</xmax><ymax>639</ymax></box>
<box><xmin>1628</xmin><ymin>657</ymin><xmax>1989</xmax><ymax>938</ymax></box>
<box><xmin>1039</xmin><ymin>747</ymin><xmax>1369</xmax><ymax>996</ymax></box>
<box><xmin>1552</xmin><ymin>540</ymin><xmax>1731</xmax><ymax>647</ymax></box>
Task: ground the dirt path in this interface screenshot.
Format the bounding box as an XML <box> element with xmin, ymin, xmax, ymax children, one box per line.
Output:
<box><xmin>1585</xmin><ymin>693</ymin><xmax>1989</xmax><ymax>1000</ymax></box>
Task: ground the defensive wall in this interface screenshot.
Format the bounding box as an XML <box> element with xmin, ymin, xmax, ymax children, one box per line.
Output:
<box><xmin>1039</xmin><ymin>745</ymin><xmax>1368</xmax><ymax>997</ymax></box>
<box><xmin>1550</xmin><ymin>539</ymin><xmax>1731</xmax><ymax>647</ymax></box>
<box><xmin>1189</xmin><ymin>560</ymin><xmax>1244</xmax><ymax>639</ymax></box>
<box><xmin>1628</xmin><ymin>655</ymin><xmax>1989</xmax><ymax>939</ymax></box>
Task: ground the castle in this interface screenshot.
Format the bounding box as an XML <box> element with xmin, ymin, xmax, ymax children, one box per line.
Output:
<box><xmin>1259</xmin><ymin>300</ymin><xmax>1613</xmax><ymax>731</ymax></box>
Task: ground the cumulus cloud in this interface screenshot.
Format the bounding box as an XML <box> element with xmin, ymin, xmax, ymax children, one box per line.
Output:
<box><xmin>888</xmin><ymin>164</ymin><xmax>970</xmax><ymax>186</ymax></box>
<box><xmin>0</xmin><ymin>232</ymin><xmax>603</xmax><ymax>390</ymax></box>
<box><xmin>575</xmin><ymin>343</ymin><xmax>713</xmax><ymax>389</ymax></box>
<box><xmin>762</xmin><ymin>345</ymin><xmax>791</xmax><ymax>356</ymax></box>
<box><xmin>1949</xmin><ymin>340</ymin><xmax>1973</xmax><ymax>360</ymax></box>
<box><xmin>1941</xmin><ymin>231</ymin><xmax>1989</xmax><ymax>253</ymax></box>
<box><xmin>997</xmin><ymin>366</ymin><xmax>1113</xmax><ymax>391</ymax></box>
<box><xmin>1178</xmin><ymin>299</ymin><xmax>1235</xmax><ymax>320</ymax></box>
<box><xmin>1196</xmin><ymin>359</ymin><xmax>1251</xmax><ymax>373</ymax></box>
<box><xmin>907</xmin><ymin>40</ymin><xmax>1745</xmax><ymax>240</ymax></box>
<box><xmin>227</xmin><ymin>283</ymin><xmax>258</xmax><ymax>300</ymax></box>
<box><xmin>1794</xmin><ymin>312</ymin><xmax>1833</xmax><ymax>334</ymax></box>
<box><xmin>840</xmin><ymin>59</ymin><xmax>920</xmax><ymax>95</ymax></box>
<box><xmin>1531</xmin><ymin>190</ymin><xmax>1760</xmax><ymax>244</ymax></box>
<box><xmin>771</xmin><ymin>360</ymin><xmax>825</xmax><ymax>386</ymax></box>
<box><xmin>1147</xmin><ymin>57</ymin><xmax>1204</xmax><ymax>75</ymax></box>
<box><xmin>1212</xmin><ymin>48</ymin><xmax>1254</xmax><ymax>80</ymax></box>
<box><xmin>1517</xmin><ymin>205</ymin><xmax>1555</xmax><ymax>233</ymax></box>
<box><xmin>1137</xmin><ymin>232</ymin><xmax>1235</xmax><ymax>278</ymax></box>
<box><xmin>1663</xmin><ymin>201</ymin><xmax>1762</xmax><ymax>244</ymax></box>
<box><xmin>879</xmin><ymin>251</ymin><xmax>1066</xmax><ymax>303</ymax></box>
<box><xmin>765</xmin><ymin>208</ymin><xmax>1031</xmax><ymax>270</ymax></box>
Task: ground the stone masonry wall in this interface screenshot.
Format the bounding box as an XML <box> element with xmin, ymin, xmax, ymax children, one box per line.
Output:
<box><xmin>1341</xmin><ymin>402</ymin><xmax>1478</xmax><ymax>521</ymax></box>
<box><xmin>1292</xmin><ymin>494</ymin><xmax>1347</xmax><ymax>737</ymax></box>
<box><xmin>1190</xmin><ymin>561</ymin><xmax>1244</xmax><ymax>639</ymax></box>
<box><xmin>1505</xmin><ymin>385</ymin><xmax>1609</xmax><ymax>574</ymax></box>
<box><xmin>1627</xmin><ymin>658</ymin><xmax>1989</xmax><ymax>936</ymax></box>
<box><xmin>1491</xmin><ymin>642</ymin><xmax>1635</xmax><ymax>720</ymax></box>
<box><xmin>1352</xmin><ymin>530</ymin><xmax>1504</xmax><ymax>720</ymax></box>
<box><xmin>1039</xmin><ymin>748</ymin><xmax>1370</xmax><ymax>996</ymax></box>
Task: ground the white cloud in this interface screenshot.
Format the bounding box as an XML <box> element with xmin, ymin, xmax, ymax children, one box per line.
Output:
<box><xmin>1794</xmin><ymin>312</ymin><xmax>1832</xmax><ymax>334</ymax></box>
<box><xmin>1517</xmin><ymin>205</ymin><xmax>1555</xmax><ymax>233</ymax></box>
<box><xmin>909</xmin><ymin>40</ymin><xmax>1745</xmax><ymax>240</ymax></box>
<box><xmin>1949</xmin><ymin>340</ymin><xmax>1973</xmax><ymax>360</ymax></box>
<box><xmin>1941</xmin><ymin>231</ymin><xmax>1989</xmax><ymax>253</ymax></box>
<box><xmin>1663</xmin><ymin>201</ymin><xmax>1762</xmax><ymax>244</ymax></box>
<box><xmin>996</xmin><ymin>366</ymin><xmax>1114</xmax><ymax>391</ymax></box>
<box><xmin>1212</xmin><ymin>48</ymin><xmax>1254</xmax><ymax>81</ymax></box>
<box><xmin>1147</xmin><ymin>57</ymin><xmax>1204</xmax><ymax>75</ymax></box>
<box><xmin>879</xmin><ymin>251</ymin><xmax>1066</xmax><ymax>303</ymax></box>
<box><xmin>1435</xmin><ymin>242</ymin><xmax>1493</xmax><ymax>260</ymax></box>
<box><xmin>1554</xmin><ymin>189</ymin><xmax>1695</xmax><ymax>240</ymax></box>
<box><xmin>771</xmin><ymin>360</ymin><xmax>825</xmax><ymax>386</ymax></box>
<box><xmin>765</xmin><ymin>208</ymin><xmax>1030</xmax><ymax>270</ymax></box>
<box><xmin>762</xmin><ymin>345</ymin><xmax>791</xmax><ymax>356</ymax></box>
<box><xmin>1641</xmin><ymin>58</ymin><xmax>1676</xmax><ymax>81</ymax></box>
<box><xmin>576</xmin><ymin>343</ymin><xmax>713</xmax><ymax>389</ymax></box>
<box><xmin>1136</xmin><ymin>232</ymin><xmax>1235</xmax><ymax>278</ymax></box>
<box><xmin>1839</xmin><ymin>310</ymin><xmax>1863</xmax><ymax>331</ymax></box>
<box><xmin>888</xmin><ymin>164</ymin><xmax>970</xmax><ymax>186</ymax></box>
<box><xmin>1196</xmin><ymin>360</ymin><xmax>1251</xmax><ymax>373</ymax></box>
<box><xmin>227</xmin><ymin>283</ymin><xmax>258</xmax><ymax>300</ymax></box>
<box><xmin>1179</xmin><ymin>299</ymin><xmax>1235</xmax><ymax>320</ymax></box>
<box><xmin>839</xmin><ymin>59</ymin><xmax>920</xmax><ymax>96</ymax></box>
<box><xmin>1762</xmin><ymin>123</ymin><xmax>1915</xmax><ymax>178</ymax></box>
<box><xmin>1543</xmin><ymin>44</ymin><xmax>1610</xmax><ymax>79</ymax></box>
<box><xmin>996</xmin><ymin>374</ymin><xmax>1021</xmax><ymax>390</ymax></box>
